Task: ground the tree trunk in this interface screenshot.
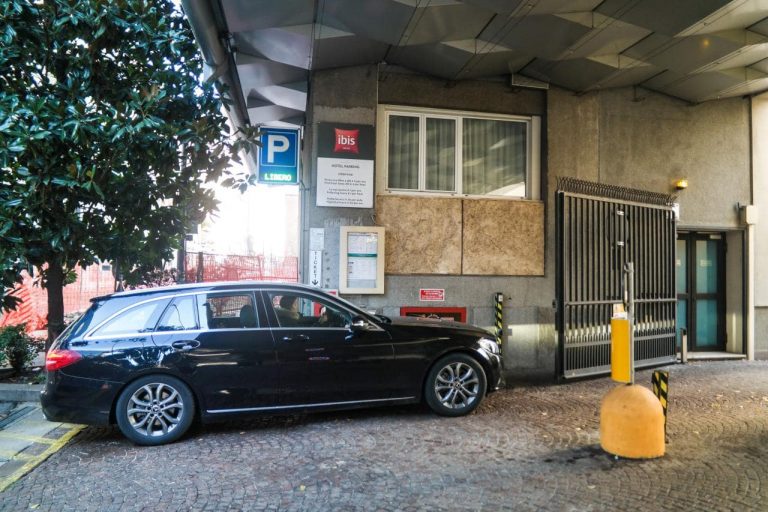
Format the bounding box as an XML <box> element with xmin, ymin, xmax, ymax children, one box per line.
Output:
<box><xmin>113</xmin><ymin>258</ymin><xmax>124</xmax><ymax>292</ymax></box>
<box><xmin>46</xmin><ymin>263</ymin><xmax>65</xmax><ymax>351</ymax></box>
<box><xmin>177</xmin><ymin>240</ymin><xmax>186</xmax><ymax>284</ymax></box>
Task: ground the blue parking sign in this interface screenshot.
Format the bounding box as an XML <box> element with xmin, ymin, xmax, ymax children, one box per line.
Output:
<box><xmin>258</xmin><ymin>128</ymin><xmax>300</xmax><ymax>184</ymax></box>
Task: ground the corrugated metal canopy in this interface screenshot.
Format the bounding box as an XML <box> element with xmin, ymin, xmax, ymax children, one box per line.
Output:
<box><xmin>184</xmin><ymin>0</ymin><xmax>768</xmax><ymax>127</ymax></box>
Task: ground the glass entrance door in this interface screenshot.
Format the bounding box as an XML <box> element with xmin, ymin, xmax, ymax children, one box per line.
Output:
<box><xmin>676</xmin><ymin>233</ymin><xmax>725</xmax><ymax>351</ymax></box>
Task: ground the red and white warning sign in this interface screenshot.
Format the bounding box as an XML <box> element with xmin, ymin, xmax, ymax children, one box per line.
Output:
<box><xmin>419</xmin><ymin>289</ymin><xmax>445</xmax><ymax>302</ymax></box>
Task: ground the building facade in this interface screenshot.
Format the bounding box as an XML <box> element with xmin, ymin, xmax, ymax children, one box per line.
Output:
<box><xmin>298</xmin><ymin>65</ymin><xmax>762</xmax><ymax>380</ymax></box>
<box><xmin>182</xmin><ymin>0</ymin><xmax>768</xmax><ymax>381</ymax></box>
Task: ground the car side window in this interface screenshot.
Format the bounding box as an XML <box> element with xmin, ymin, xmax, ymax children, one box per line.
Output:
<box><xmin>199</xmin><ymin>293</ymin><xmax>258</xmax><ymax>329</ymax></box>
<box><xmin>268</xmin><ymin>292</ymin><xmax>352</xmax><ymax>328</ymax></box>
<box><xmin>91</xmin><ymin>299</ymin><xmax>169</xmax><ymax>337</ymax></box>
<box><xmin>156</xmin><ymin>296</ymin><xmax>199</xmax><ymax>332</ymax></box>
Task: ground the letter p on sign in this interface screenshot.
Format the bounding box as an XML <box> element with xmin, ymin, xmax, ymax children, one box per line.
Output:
<box><xmin>267</xmin><ymin>134</ymin><xmax>289</xmax><ymax>163</ymax></box>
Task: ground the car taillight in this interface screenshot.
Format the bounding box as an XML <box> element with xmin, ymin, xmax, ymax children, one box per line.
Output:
<box><xmin>45</xmin><ymin>349</ymin><xmax>83</xmax><ymax>371</ymax></box>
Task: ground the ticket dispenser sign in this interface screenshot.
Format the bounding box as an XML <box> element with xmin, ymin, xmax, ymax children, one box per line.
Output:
<box><xmin>611</xmin><ymin>305</ymin><xmax>631</xmax><ymax>383</ymax></box>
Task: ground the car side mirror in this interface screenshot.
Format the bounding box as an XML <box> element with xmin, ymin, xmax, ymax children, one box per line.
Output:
<box><xmin>349</xmin><ymin>316</ymin><xmax>371</xmax><ymax>332</ymax></box>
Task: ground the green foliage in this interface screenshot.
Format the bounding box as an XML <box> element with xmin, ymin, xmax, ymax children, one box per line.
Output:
<box><xmin>128</xmin><ymin>266</ymin><xmax>178</xmax><ymax>288</ymax></box>
<box><xmin>0</xmin><ymin>324</ymin><xmax>38</xmax><ymax>374</ymax></box>
<box><xmin>0</xmin><ymin>1</ymin><xmax>258</xmax><ymax>317</ymax></box>
<box><xmin>0</xmin><ymin>256</ymin><xmax>25</xmax><ymax>312</ymax></box>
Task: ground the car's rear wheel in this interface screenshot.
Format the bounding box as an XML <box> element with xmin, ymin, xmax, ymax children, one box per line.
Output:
<box><xmin>424</xmin><ymin>353</ymin><xmax>487</xmax><ymax>417</ymax></box>
<box><xmin>115</xmin><ymin>375</ymin><xmax>195</xmax><ymax>446</ymax></box>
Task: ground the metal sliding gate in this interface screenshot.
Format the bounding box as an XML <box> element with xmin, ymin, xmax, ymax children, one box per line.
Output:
<box><xmin>556</xmin><ymin>178</ymin><xmax>677</xmax><ymax>379</ymax></box>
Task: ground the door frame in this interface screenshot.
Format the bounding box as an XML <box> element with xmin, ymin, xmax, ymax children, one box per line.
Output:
<box><xmin>677</xmin><ymin>232</ymin><xmax>726</xmax><ymax>351</ymax></box>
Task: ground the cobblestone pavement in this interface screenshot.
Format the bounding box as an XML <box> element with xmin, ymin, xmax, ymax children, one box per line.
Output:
<box><xmin>1</xmin><ymin>361</ymin><xmax>767</xmax><ymax>511</ymax></box>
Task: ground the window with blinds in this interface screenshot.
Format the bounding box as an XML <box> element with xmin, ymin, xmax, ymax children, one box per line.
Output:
<box><xmin>381</xmin><ymin>106</ymin><xmax>539</xmax><ymax>199</ymax></box>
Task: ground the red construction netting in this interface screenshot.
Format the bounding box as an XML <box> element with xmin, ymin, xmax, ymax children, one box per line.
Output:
<box><xmin>0</xmin><ymin>253</ymin><xmax>298</xmax><ymax>332</ymax></box>
<box><xmin>0</xmin><ymin>265</ymin><xmax>116</xmax><ymax>333</ymax></box>
<box><xmin>184</xmin><ymin>252</ymin><xmax>298</xmax><ymax>283</ymax></box>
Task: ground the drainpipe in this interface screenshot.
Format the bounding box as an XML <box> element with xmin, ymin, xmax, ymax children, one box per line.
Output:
<box><xmin>180</xmin><ymin>0</ymin><xmax>250</xmax><ymax>128</ymax></box>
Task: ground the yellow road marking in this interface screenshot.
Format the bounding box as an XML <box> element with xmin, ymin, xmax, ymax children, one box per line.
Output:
<box><xmin>0</xmin><ymin>426</ymin><xmax>84</xmax><ymax>493</ymax></box>
<box><xmin>0</xmin><ymin>450</ymin><xmax>34</xmax><ymax>461</ymax></box>
<box><xmin>0</xmin><ymin>432</ymin><xmax>55</xmax><ymax>445</ymax></box>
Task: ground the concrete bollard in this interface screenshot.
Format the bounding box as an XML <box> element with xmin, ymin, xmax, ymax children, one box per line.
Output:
<box><xmin>600</xmin><ymin>384</ymin><xmax>665</xmax><ymax>459</ymax></box>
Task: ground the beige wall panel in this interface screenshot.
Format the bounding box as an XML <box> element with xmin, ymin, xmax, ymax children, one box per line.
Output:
<box><xmin>376</xmin><ymin>195</ymin><xmax>462</xmax><ymax>274</ymax></box>
<box><xmin>463</xmin><ymin>200</ymin><xmax>544</xmax><ymax>276</ymax></box>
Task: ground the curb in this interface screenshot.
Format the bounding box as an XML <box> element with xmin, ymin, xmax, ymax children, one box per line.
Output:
<box><xmin>0</xmin><ymin>384</ymin><xmax>43</xmax><ymax>403</ymax></box>
<box><xmin>0</xmin><ymin>402</ymin><xmax>84</xmax><ymax>493</ymax></box>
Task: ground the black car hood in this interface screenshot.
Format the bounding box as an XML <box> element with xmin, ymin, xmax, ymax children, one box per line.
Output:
<box><xmin>387</xmin><ymin>316</ymin><xmax>494</xmax><ymax>337</ymax></box>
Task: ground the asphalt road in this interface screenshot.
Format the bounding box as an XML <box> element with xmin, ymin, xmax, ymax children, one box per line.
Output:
<box><xmin>0</xmin><ymin>360</ymin><xmax>766</xmax><ymax>511</ymax></box>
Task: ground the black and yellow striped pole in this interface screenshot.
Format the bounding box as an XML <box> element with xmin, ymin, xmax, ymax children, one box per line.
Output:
<box><xmin>652</xmin><ymin>371</ymin><xmax>669</xmax><ymax>433</ymax></box>
<box><xmin>494</xmin><ymin>293</ymin><xmax>504</xmax><ymax>349</ymax></box>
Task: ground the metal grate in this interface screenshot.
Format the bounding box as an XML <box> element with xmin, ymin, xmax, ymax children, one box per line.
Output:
<box><xmin>556</xmin><ymin>180</ymin><xmax>677</xmax><ymax>379</ymax></box>
<box><xmin>556</xmin><ymin>177</ymin><xmax>677</xmax><ymax>206</ymax></box>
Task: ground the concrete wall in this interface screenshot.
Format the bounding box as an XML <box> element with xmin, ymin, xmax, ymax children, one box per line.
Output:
<box><xmin>378</xmin><ymin>71</ymin><xmax>545</xmax><ymax>116</ymax></box>
<box><xmin>756</xmin><ymin>308</ymin><xmax>768</xmax><ymax>359</ymax></box>
<box><xmin>549</xmin><ymin>87</ymin><xmax>751</xmax><ymax>357</ymax></box>
<box><xmin>596</xmin><ymin>88</ymin><xmax>750</xmax><ymax>228</ymax></box>
<box><xmin>375</xmin><ymin>72</ymin><xmax>555</xmax><ymax>377</ymax></box>
<box><xmin>303</xmin><ymin>67</ymin><xmax>557</xmax><ymax>378</ymax></box>
<box><xmin>370</xmin><ymin>72</ymin><xmax>556</xmax><ymax>379</ymax></box>
<box><xmin>752</xmin><ymin>92</ymin><xmax>768</xmax><ymax>358</ymax></box>
<box><xmin>303</xmin><ymin>67</ymin><xmax>754</xmax><ymax>380</ymax></box>
<box><xmin>301</xmin><ymin>66</ymin><xmax>378</xmax><ymax>291</ymax></box>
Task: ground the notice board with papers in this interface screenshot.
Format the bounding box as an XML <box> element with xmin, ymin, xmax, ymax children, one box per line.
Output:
<box><xmin>339</xmin><ymin>226</ymin><xmax>385</xmax><ymax>294</ymax></box>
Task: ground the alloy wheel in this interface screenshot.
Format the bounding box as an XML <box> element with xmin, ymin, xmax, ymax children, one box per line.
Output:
<box><xmin>126</xmin><ymin>383</ymin><xmax>184</xmax><ymax>437</ymax></box>
<box><xmin>434</xmin><ymin>361</ymin><xmax>480</xmax><ymax>410</ymax></box>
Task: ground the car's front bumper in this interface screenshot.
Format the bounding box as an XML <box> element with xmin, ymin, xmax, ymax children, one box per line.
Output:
<box><xmin>486</xmin><ymin>352</ymin><xmax>504</xmax><ymax>392</ymax></box>
<box><xmin>40</xmin><ymin>372</ymin><xmax>121</xmax><ymax>425</ymax></box>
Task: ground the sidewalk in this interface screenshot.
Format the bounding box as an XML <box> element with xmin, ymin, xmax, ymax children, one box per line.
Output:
<box><xmin>0</xmin><ymin>382</ymin><xmax>83</xmax><ymax>493</ymax></box>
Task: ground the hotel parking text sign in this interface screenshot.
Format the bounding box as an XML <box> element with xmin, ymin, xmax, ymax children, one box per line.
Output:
<box><xmin>316</xmin><ymin>123</ymin><xmax>374</xmax><ymax>208</ymax></box>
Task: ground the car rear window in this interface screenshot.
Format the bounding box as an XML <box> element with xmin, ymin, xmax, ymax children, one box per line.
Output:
<box><xmin>90</xmin><ymin>298</ymin><xmax>170</xmax><ymax>337</ymax></box>
<box><xmin>61</xmin><ymin>296</ymin><xmax>141</xmax><ymax>342</ymax></box>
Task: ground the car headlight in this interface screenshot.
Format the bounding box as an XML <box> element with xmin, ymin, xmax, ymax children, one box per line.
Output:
<box><xmin>478</xmin><ymin>338</ymin><xmax>500</xmax><ymax>355</ymax></box>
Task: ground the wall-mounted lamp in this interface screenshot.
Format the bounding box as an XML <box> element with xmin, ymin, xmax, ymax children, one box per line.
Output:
<box><xmin>674</xmin><ymin>178</ymin><xmax>689</xmax><ymax>190</ymax></box>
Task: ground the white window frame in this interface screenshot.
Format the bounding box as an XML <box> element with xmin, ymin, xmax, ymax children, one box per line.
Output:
<box><xmin>376</xmin><ymin>105</ymin><xmax>541</xmax><ymax>200</ymax></box>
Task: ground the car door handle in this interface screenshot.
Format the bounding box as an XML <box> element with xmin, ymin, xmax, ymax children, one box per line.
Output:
<box><xmin>171</xmin><ymin>340</ymin><xmax>200</xmax><ymax>351</ymax></box>
<box><xmin>282</xmin><ymin>335</ymin><xmax>310</xmax><ymax>342</ymax></box>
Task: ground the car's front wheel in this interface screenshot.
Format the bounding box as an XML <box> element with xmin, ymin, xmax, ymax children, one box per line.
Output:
<box><xmin>115</xmin><ymin>375</ymin><xmax>195</xmax><ymax>446</ymax></box>
<box><xmin>424</xmin><ymin>353</ymin><xmax>487</xmax><ymax>417</ymax></box>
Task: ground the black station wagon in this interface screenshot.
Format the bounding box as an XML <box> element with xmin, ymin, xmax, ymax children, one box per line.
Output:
<box><xmin>42</xmin><ymin>282</ymin><xmax>503</xmax><ymax>445</ymax></box>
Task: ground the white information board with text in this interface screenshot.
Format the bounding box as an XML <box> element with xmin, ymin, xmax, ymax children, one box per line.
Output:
<box><xmin>339</xmin><ymin>226</ymin><xmax>385</xmax><ymax>294</ymax></box>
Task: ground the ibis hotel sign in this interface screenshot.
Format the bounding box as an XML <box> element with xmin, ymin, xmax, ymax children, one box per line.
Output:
<box><xmin>258</xmin><ymin>127</ymin><xmax>300</xmax><ymax>184</ymax></box>
<box><xmin>316</xmin><ymin>123</ymin><xmax>374</xmax><ymax>208</ymax></box>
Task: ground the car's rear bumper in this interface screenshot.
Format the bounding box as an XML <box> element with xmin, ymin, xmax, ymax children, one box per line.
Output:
<box><xmin>40</xmin><ymin>372</ymin><xmax>120</xmax><ymax>425</ymax></box>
